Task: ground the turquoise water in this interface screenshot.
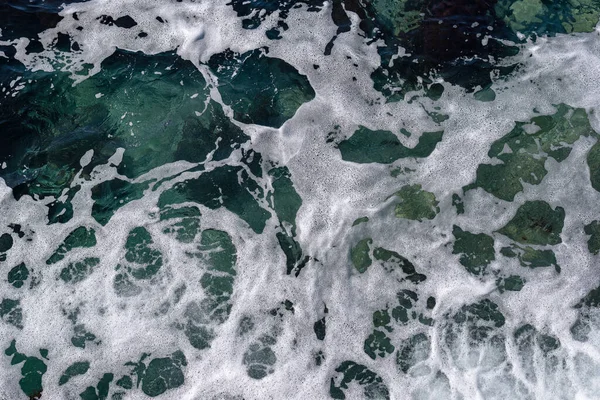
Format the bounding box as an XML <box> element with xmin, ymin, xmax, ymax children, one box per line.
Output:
<box><xmin>1</xmin><ymin>1</ymin><xmax>600</xmax><ymax>399</ymax></box>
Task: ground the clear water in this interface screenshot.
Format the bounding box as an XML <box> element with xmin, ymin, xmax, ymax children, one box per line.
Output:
<box><xmin>1</xmin><ymin>1</ymin><xmax>600</xmax><ymax>399</ymax></box>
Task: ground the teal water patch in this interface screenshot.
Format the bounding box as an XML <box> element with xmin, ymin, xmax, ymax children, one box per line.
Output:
<box><xmin>501</xmin><ymin>245</ymin><xmax>559</xmax><ymax>271</ymax></box>
<box><xmin>1</xmin><ymin>49</ymin><xmax>250</xmax><ymax>229</ymax></box>
<box><xmin>352</xmin><ymin>217</ymin><xmax>369</xmax><ymax>226</ymax></box>
<box><xmin>372</xmin><ymin>247</ymin><xmax>426</xmax><ymax>284</ymax></box>
<box><xmin>587</xmin><ymin>139</ymin><xmax>600</xmax><ymax>192</ymax></box>
<box><xmin>8</xmin><ymin>262</ymin><xmax>29</xmax><ymax>288</ymax></box>
<box><xmin>4</xmin><ymin>340</ymin><xmax>48</xmax><ymax>399</ymax></box>
<box><xmin>208</xmin><ymin>48</ymin><xmax>315</xmax><ymax>128</ymax></box>
<box><xmin>158</xmin><ymin>166</ymin><xmax>271</xmax><ymax>234</ymax></box>
<box><xmin>80</xmin><ymin>373</ymin><xmax>113</xmax><ymax>400</ymax></box>
<box><xmin>1</xmin><ymin>298</ymin><xmax>23</xmax><ymax>329</ymax></box>
<box><xmin>338</xmin><ymin>127</ymin><xmax>443</xmax><ymax>164</ymax></box>
<box><xmin>46</xmin><ymin>227</ymin><xmax>97</xmax><ymax>265</ymax></box>
<box><xmin>397</xmin><ymin>333</ymin><xmax>431</xmax><ymax>374</ymax></box>
<box><xmin>241</xmin><ymin>301</ymin><xmax>294</xmax><ymax>380</ymax></box>
<box><xmin>452</xmin><ymin>226</ymin><xmax>496</xmax><ymax>275</ymax></box>
<box><xmin>113</xmin><ymin>226</ymin><xmax>163</xmax><ymax>297</ymax></box>
<box><xmin>125</xmin><ymin>351</ymin><xmax>187</xmax><ymax>397</ymax></box>
<box><xmin>496</xmin><ymin>275</ymin><xmax>526</xmax><ymax>293</ymax></box>
<box><xmin>584</xmin><ymin>221</ymin><xmax>600</xmax><ymax>254</ymax></box>
<box><xmin>313</xmin><ymin>305</ymin><xmax>328</xmax><ymax>341</ymax></box>
<box><xmin>465</xmin><ymin>105</ymin><xmax>596</xmax><ymax>201</ymax></box>
<box><xmin>364</xmin><ymin>289</ymin><xmax>433</xmax><ymax>361</ymax></box>
<box><xmin>0</xmin><ymin>232</ymin><xmax>14</xmax><ymax>262</ymax></box>
<box><xmin>351</xmin><ymin>238</ymin><xmax>372</xmax><ymax>273</ymax></box>
<box><xmin>60</xmin><ymin>257</ymin><xmax>100</xmax><ymax>284</ymax></box>
<box><xmin>91</xmin><ymin>179</ymin><xmax>151</xmax><ymax>225</ymax></box>
<box><xmin>329</xmin><ymin>361</ymin><xmax>390</xmax><ymax>400</ymax></box>
<box><xmin>571</xmin><ymin>285</ymin><xmax>600</xmax><ymax>342</ymax></box>
<box><xmin>496</xmin><ymin>0</ymin><xmax>600</xmax><ymax>35</ymax></box>
<box><xmin>59</xmin><ymin>361</ymin><xmax>90</xmax><ymax>386</ymax></box>
<box><xmin>391</xmin><ymin>184</ymin><xmax>439</xmax><ymax>221</ymax></box>
<box><xmin>269</xmin><ymin>166</ymin><xmax>309</xmax><ymax>276</ymax></box>
<box><xmin>159</xmin><ymin>206</ymin><xmax>202</xmax><ymax>244</ymax></box>
<box><xmin>497</xmin><ymin>201</ymin><xmax>565</xmax><ymax>246</ymax></box>
<box><xmin>514</xmin><ymin>324</ymin><xmax>561</xmax><ymax>382</ymax></box>
<box><xmin>443</xmin><ymin>300</ymin><xmax>507</xmax><ymax>371</ymax></box>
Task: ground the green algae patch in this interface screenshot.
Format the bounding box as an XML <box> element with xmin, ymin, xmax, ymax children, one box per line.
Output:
<box><xmin>392</xmin><ymin>184</ymin><xmax>439</xmax><ymax>221</ymax></box>
<box><xmin>501</xmin><ymin>245</ymin><xmax>559</xmax><ymax>270</ymax></box>
<box><xmin>91</xmin><ymin>178</ymin><xmax>150</xmax><ymax>225</ymax></box>
<box><xmin>5</xmin><ymin>340</ymin><xmax>47</xmax><ymax>399</ymax></box>
<box><xmin>466</xmin><ymin>105</ymin><xmax>596</xmax><ymax>201</ymax></box>
<box><xmin>60</xmin><ymin>257</ymin><xmax>100</xmax><ymax>284</ymax></box>
<box><xmin>158</xmin><ymin>166</ymin><xmax>271</xmax><ymax>234</ymax></box>
<box><xmin>329</xmin><ymin>361</ymin><xmax>390</xmax><ymax>400</ymax></box>
<box><xmin>584</xmin><ymin>221</ymin><xmax>600</xmax><ymax>255</ymax></box>
<box><xmin>396</xmin><ymin>333</ymin><xmax>431</xmax><ymax>373</ymax></box>
<box><xmin>59</xmin><ymin>361</ymin><xmax>90</xmax><ymax>385</ymax></box>
<box><xmin>338</xmin><ymin>127</ymin><xmax>443</xmax><ymax>164</ymax></box>
<box><xmin>208</xmin><ymin>49</ymin><xmax>315</xmax><ymax>128</ymax></box>
<box><xmin>351</xmin><ymin>238</ymin><xmax>372</xmax><ymax>273</ymax></box>
<box><xmin>497</xmin><ymin>201</ymin><xmax>564</xmax><ymax>245</ymax></box>
<box><xmin>46</xmin><ymin>227</ymin><xmax>97</xmax><ymax>265</ymax></box>
<box><xmin>1</xmin><ymin>298</ymin><xmax>23</xmax><ymax>329</ymax></box>
<box><xmin>8</xmin><ymin>262</ymin><xmax>29</xmax><ymax>288</ymax></box>
<box><xmin>452</xmin><ymin>226</ymin><xmax>495</xmax><ymax>275</ymax></box>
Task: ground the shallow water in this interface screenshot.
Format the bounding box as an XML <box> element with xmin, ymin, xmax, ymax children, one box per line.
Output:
<box><xmin>2</xmin><ymin>1</ymin><xmax>600</xmax><ymax>399</ymax></box>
